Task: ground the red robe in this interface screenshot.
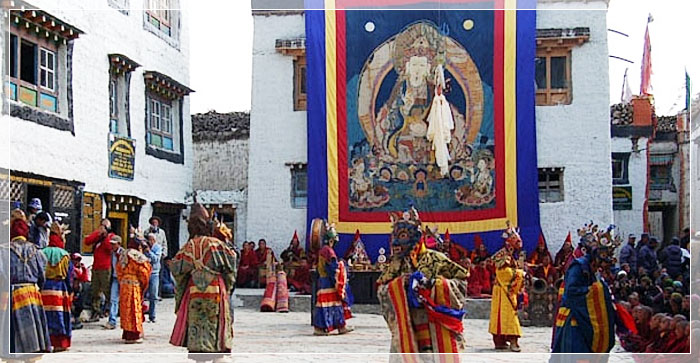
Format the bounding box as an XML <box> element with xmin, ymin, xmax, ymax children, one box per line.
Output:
<box><xmin>534</xmin><ymin>264</ymin><xmax>558</xmax><ymax>282</ymax></box>
<box><xmin>237</xmin><ymin>250</ymin><xmax>259</xmax><ymax>286</ymax></box>
<box><xmin>467</xmin><ymin>267</ymin><xmax>482</xmax><ymax>297</ymax></box>
<box><xmin>476</xmin><ymin>265</ymin><xmax>491</xmax><ymax>294</ymax></box>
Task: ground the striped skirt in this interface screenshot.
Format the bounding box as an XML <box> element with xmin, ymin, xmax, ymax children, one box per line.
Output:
<box><xmin>41</xmin><ymin>279</ymin><xmax>72</xmax><ymax>348</ymax></box>
<box><xmin>11</xmin><ymin>283</ymin><xmax>51</xmax><ymax>353</ymax></box>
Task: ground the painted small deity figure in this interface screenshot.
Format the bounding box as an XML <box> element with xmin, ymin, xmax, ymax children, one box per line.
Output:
<box><xmin>413</xmin><ymin>169</ymin><xmax>429</xmax><ymax>198</ymax></box>
<box><xmin>471</xmin><ymin>155</ymin><xmax>493</xmax><ymax>198</ymax></box>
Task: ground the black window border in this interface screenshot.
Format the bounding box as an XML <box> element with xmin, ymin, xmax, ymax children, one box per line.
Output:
<box><xmin>611</xmin><ymin>152</ymin><xmax>630</xmax><ymax>185</ymax></box>
<box><xmin>144</xmin><ymin>90</ymin><xmax>184</xmax><ymax>164</ymax></box>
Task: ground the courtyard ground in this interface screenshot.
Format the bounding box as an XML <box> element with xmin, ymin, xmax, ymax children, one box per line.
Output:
<box><xmin>25</xmin><ymin>296</ymin><xmax>639</xmax><ymax>363</ymax></box>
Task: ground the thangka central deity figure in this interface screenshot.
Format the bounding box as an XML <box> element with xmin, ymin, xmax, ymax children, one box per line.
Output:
<box><xmin>376</xmin><ymin>207</ymin><xmax>469</xmax><ymax>354</ymax></box>
<box><xmin>351</xmin><ymin>20</ymin><xmax>493</xmax><ymax>210</ymax></box>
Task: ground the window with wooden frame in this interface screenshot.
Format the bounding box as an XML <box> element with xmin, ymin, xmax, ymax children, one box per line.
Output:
<box><xmin>146</xmin><ymin>0</ymin><xmax>172</xmax><ymax>36</ymax></box>
<box><xmin>9</xmin><ymin>31</ymin><xmax>59</xmax><ymax>112</ymax></box>
<box><xmin>109</xmin><ymin>54</ymin><xmax>139</xmax><ymax>137</ymax></box>
<box><xmin>294</xmin><ymin>57</ymin><xmax>307</xmax><ymax>111</ymax></box>
<box><xmin>535</xmin><ymin>49</ymin><xmax>571</xmax><ymax>106</ymax></box>
<box><xmin>146</xmin><ymin>95</ymin><xmax>175</xmax><ymax>151</ymax></box>
<box><xmin>535</xmin><ymin>29</ymin><xmax>589</xmax><ymax>106</ymax></box>
<box><xmin>538</xmin><ymin>167</ymin><xmax>564</xmax><ymax>203</ymax></box>
<box><xmin>291</xmin><ymin>164</ymin><xmax>308</xmax><ymax>209</ymax></box>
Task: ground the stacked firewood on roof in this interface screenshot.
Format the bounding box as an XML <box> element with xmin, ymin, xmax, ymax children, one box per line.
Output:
<box><xmin>610</xmin><ymin>103</ymin><xmax>634</xmax><ymax>125</ymax></box>
<box><xmin>192</xmin><ymin>111</ymin><xmax>250</xmax><ymax>142</ymax></box>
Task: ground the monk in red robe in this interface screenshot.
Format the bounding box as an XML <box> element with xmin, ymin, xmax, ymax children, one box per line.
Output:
<box><xmin>467</xmin><ymin>258</ymin><xmax>483</xmax><ymax>297</ymax></box>
<box><xmin>476</xmin><ymin>257</ymin><xmax>492</xmax><ymax>295</ymax></box>
<box><xmin>237</xmin><ymin>242</ymin><xmax>259</xmax><ymax>288</ymax></box>
<box><xmin>527</xmin><ymin>233</ymin><xmax>552</xmax><ymax>266</ymax></box>
<box><xmin>533</xmin><ymin>254</ymin><xmax>558</xmax><ymax>283</ymax></box>
<box><xmin>470</xmin><ymin>234</ymin><xmax>490</xmax><ymax>262</ymax></box>
<box><xmin>283</xmin><ymin>231</ymin><xmax>311</xmax><ymax>294</ymax></box>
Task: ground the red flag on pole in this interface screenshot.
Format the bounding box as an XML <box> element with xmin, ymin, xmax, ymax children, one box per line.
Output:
<box><xmin>640</xmin><ymin>14</ymin><xmax>653</xmax><ymax>95</ymax></box>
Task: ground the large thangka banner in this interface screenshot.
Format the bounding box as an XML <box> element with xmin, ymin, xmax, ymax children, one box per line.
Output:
<box><xmin>306</xmin><ymin>0</ymin><xmax>542</xmax><ymax>261</ymax></box>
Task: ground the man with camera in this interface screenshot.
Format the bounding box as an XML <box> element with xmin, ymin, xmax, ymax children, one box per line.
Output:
<box><xmin>83</xmin><ymin>218</ymin><xmax>115</xmax><ymax>322</ymax></box>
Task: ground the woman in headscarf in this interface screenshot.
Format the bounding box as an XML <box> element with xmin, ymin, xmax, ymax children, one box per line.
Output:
<box><xmin>169</xmin><ymin>203</ymin><xmax>237</xmax><ymax>354</ymax></box>
<box><xmin>116</xmin><ymin>234</ymin><xmax>151</xmax><ymax>343</ymax></box>
<box><xmin>9</xmin><ymin>209</ymin><xmax>51</xmax><ymax>353</ymax></box>
<box><xmin>40</xmin><ymin>222</ymin><xmax>73</xmax><ymax>351</ymax></box>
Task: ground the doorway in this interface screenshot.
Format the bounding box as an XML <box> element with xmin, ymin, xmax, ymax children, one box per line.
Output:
<box><xmin>108</xmin><ymin>211</ymin><xmax>129</xmax><ymax>248</ymax></box>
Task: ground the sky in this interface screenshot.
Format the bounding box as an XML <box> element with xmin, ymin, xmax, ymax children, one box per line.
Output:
<box><xmin>186</xmin><ymin>0</ymin><xmax>698</xmax><ymax>116</ymax></box>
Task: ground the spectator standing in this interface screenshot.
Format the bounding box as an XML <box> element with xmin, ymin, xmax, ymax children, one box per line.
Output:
<box><xmin>146</xmin><ymin>216</ymin><xmax>168</xmax><ymax>298</ymax></box>
<box><xmin>639</xmin><ymin>237</ymin><xmax>658</xmax><ymax>276</ymax></box>
<box><xmin>83</xmin><ymin>219</ymin><xmax>115</xmax><ymax>321</ymax></box>
<box><xmin>146</xmin><ymin>216</ymin><xmax>167</xmax><ymax>259</ymax></box>
<box><xmin>70</xmin><ymin>253</ymin><xmax>89</xmax><ymax>330</ymax></box>
<box><xmin>28</xmin><ymin>211</ymin><xmax>51</xmax><ymax>249</ymax></box>
<box><xmin>619</xmin><ymin>234</ymin><xmax>638</xmax><ymax>277</ymax></box>
<box><xmin>660</xmin><ymin>237</ymin><xmax>683</xmax><ymax>279</ymax></box>
<box><xmin>105</xmin><ymin>235</ymin><xmax>124</xmax><ymax>330</ymax></box>
<box><xmin>144</xmin><ymin>233</ymin><xmax>162</xmax><ymax>323</ymax></box>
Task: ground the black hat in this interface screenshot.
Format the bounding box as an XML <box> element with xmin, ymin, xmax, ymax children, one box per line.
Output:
<box><xmin>149</xmin><ymin>216</ymin><xmax>162</xmax><ymax>225</ymax></box>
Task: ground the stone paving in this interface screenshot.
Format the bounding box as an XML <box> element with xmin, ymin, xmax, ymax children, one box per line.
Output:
<box><xmin>31</xmin><ymin>297</ymin><xmax>636</xmax><ymax>363</ymax></box>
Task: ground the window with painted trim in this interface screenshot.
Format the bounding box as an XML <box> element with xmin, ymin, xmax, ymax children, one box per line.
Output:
<box><xmin>538</xmin><ymin>167</ymin><xmax>564</xmax><ymax>203</ymax></box>
<box><xmin>145</xmin><ymin>0</ymin><xmax>173</xmax><ymax>37</ymax></box>
<box><xmin>146</xmin><ymin>95</ymin><xmax>175</xmax><ymax>151</ymax></box>
<box><xmin>535</xmin><ymin>49</ymin><xmax>571</xmax><ymax>106</ymax></box>
<box><xmin>291</xmin><ymin>165</ymin><xmax>308</xmax><ymax>208</ymax></box>
<box><xmin>294</xmin><ymin>57</ymin><xmax>307</xmax><ymax>111</ymax></box>
<box><xmin>9</xmin><ymin>30</ymin><xmax>60</xmax><ymax>113</ymax></box>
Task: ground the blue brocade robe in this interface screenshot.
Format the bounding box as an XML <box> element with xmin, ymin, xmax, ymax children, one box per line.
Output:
<box><xmin>552</xmin><ymin>255</ymin><xmax>616</xmax><ymax>353</ymax></box>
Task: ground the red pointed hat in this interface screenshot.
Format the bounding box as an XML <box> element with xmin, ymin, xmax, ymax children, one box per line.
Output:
<box><xmin>444</xmin><ymin>228</ymin><xmax>451</xmax><ymax>241</ymax></box>
<box><xmin>565</xmin><ymin>231</ymin><xmax>572</xmax><ymax>243</ymax></box>
<box><xmin>292</xmin><ymin>230</ymin><xmax>299</xmax><ymax>242</ymax></box>
<box><xmin>538</xmin><ymin>232</ymin><xmax>547</xmax><ymax>248</ymax></box>
<box><xmin>474</xmin><ymin>234</ymin><xmax>483</xmax><ymax>248</ymax></box>
<box><xmin>353</xmin><ymin>229</ymin><xmax>361</xmax><ymax>241</ymax></box>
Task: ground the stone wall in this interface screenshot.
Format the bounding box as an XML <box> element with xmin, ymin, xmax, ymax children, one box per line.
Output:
<box><xmin>193</xmin><ymin>139</ymin><xmax>249</xmax><ymax>191</ymax></box>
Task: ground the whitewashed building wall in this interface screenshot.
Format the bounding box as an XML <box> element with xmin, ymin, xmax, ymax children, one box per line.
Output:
<box><xmin>5</xmin><ymin>0</ymin><xmax>193</xmax><ymax>253</ymax></box>
<box><xmin>246</xmin><ymin>12</ymin><xmax>307</xmax><ymax>252</ymax></box>
<box><xmin>535</xmin><ymin>1</ymin><xmax>613</xmax><ymax>252</ymax></box>
<box><xmin>611</xmin><ymin>137</ymin><xmax>649</xmax><ymax>238</ymax></box>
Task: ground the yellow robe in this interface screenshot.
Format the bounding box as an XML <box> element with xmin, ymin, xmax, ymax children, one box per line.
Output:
<box><xmin>488</xmin><ymin>266</ymin><xmax>524</xmax><ymax>336</ymax></box>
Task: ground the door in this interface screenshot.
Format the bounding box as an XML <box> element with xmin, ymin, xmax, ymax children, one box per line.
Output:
<box><xmin>649</xmin><ymin>211</ymin><xmax>664</xmax><ymax>241</ymax></box>
<box><xmin>108</xmin><ymin>211</ymin><xmax>128</xmax><ymax>248</ymax></box>
<box><xmin>153</xmin><ymin>212</ymin><xmax>180</xmax><ymax>258</ymax></box>
<box><xmin>82</xmin><ymin>192</ymin><xmax>103</xmax><ymax>253</ymax></box>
